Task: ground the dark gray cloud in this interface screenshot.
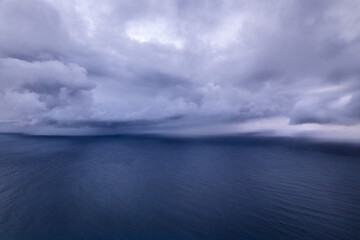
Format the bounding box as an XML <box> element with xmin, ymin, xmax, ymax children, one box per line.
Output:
<box><xmin>0</xmin><ymin>0</ymin><xmax>359</xmax><ymax>136</ymax></box>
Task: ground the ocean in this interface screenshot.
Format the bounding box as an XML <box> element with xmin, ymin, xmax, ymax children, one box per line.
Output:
<box><xmin>0</xmin><ymin>134</ymin><xmax>359</xmax><ymax>240</ymax></box>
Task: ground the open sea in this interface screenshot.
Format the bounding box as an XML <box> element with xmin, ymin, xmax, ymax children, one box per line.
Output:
<box><xmin>0</xmin><ymin>134</ymin><xmax>359</xmax><ymax>240</ymax></box>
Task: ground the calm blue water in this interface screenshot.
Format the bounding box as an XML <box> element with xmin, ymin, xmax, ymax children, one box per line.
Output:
<box><xmin>0</xmin><ymin>134</ymin><xmax>359</xmax><ymax>240</ymax></box>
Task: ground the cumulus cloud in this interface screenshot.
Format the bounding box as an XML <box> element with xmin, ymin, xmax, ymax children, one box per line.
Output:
<box><xmin>0</xmin><ymin>0</ymin><xmax>359</xmax><ymax>137</ymax></box>
<box><xmin>0</xmin><ymin>58</ymin><xmax>94</xmax><ymax>124</ymax></box>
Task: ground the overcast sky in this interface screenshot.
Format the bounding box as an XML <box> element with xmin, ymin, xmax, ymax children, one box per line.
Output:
<box><xmin>0</xmin><ymin>0</ymin><xmax>360</xmax><ymax>139</ymax></box>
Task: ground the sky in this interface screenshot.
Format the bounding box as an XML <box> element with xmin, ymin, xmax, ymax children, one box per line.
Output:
<box><xmin>0</xmin><ymin>0</ymin><xmax>360</xmax><ymax>140</ymax></box>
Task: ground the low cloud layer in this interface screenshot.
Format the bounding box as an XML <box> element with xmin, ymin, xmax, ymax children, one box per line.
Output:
<box><xmin>0</xmin><ymin>0</ymin><xmax>359</xmax><ymax>137</ymax></box>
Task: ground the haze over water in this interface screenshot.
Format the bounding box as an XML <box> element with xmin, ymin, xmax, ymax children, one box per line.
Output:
<box><xmin>0</xmin><ymin>134</ymin><xmax>359</xmax><ymax>240</ymax></box>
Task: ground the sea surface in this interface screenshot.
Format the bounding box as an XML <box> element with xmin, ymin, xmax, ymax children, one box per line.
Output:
<box><xmin>0</xmin><ymin>134</ymin><xmax>359</xmax><ymax>240</ymax></box>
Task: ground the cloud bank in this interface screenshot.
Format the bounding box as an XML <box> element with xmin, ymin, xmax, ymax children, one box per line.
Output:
<box><xmin>0</xmin><ymin>0</ymin><xmax>360</xmax><ymax>138</ymax></box>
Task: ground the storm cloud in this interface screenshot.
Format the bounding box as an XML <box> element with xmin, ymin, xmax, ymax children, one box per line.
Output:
<box><xmin>0</xmin><ymin>0</ymin><xmax>359</xmax><ymax>137</ymax></box>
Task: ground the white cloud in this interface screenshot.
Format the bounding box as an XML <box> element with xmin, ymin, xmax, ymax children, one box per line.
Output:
<box><xmin>126</xmin><ymin>18</ymin><xmax>184</xmax><ymax>49</ymax></box>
